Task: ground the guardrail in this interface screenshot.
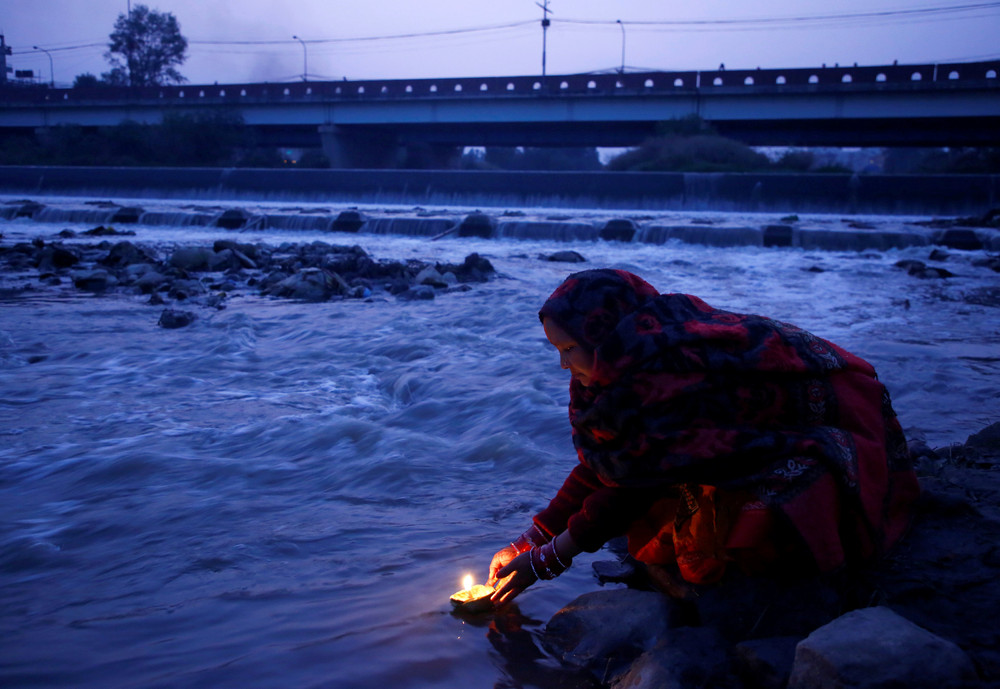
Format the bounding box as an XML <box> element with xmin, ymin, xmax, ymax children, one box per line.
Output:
<box><xmin>2</xmin><ymin>60</ymin><xmax>997</xmax><ymax>106</ymax></box>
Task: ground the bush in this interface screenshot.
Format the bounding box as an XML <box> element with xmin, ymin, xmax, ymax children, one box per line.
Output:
<box><xmin>606</xmin><ymin>134</ymin><xmax>771</xmax><ymax>173</ymax></box>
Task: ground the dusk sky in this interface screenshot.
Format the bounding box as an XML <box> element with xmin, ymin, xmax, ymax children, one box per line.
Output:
<box><xmin>4</xmin><ymin>1</ymin><xmax>1000</xmax><ymax>87</ymax></box>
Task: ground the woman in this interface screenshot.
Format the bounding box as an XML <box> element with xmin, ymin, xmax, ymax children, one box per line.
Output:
<box><xmin>488</xmin><ymin>269</ymin><xmax>918</xmax><ymax>605</ymax></box>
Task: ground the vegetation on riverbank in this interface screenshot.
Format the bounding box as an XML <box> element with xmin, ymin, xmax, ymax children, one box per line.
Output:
<box><xmin>1</xmin><ymin>111</ymin><xmax>997</xmax><ymax>173</ymax></box>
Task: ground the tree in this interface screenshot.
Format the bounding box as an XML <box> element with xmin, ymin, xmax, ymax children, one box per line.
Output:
<box><xmin>103</xmin><ymin>4</ymin><xmax>187</xmax><ymax>87</ymax></box>
<box><xmin>72</xmin><ymin>73</ymin><xmax>103</xmax><ymax>89</ymax></box>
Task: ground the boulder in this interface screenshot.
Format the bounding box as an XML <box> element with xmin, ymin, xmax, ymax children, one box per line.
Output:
<box><xmin>158</xmin><ymin>309</ymin><xmax>197</xmax><ymax>329</ymax></box>
<box><xmin>396</xmin><ymin>284</ymin><xmax>436</xmax><ymax>301</ymax></box>
<box><xmin>263</xmin><ymin>268</ymin><xmax>348</xmax><ymax>301</ymax></box>
<box><xmin>610</xmin><ymin>628</ymin><xmax>735</xmax><ymax>689</ymax></box>
<box><xmin>71</xmin><ymin>269</ymin><xmax>117</xmax><ymax>291</ymax></box>
<box><xmin>542</xmin><ymin>589</ymin><xmax>674</xmax><ymax>673</ymax></box>
<box><xmin>37</xmin><ymin>245</ymin><xmax>80</xmax><ymax>271</ymax></box>
<box><xmin>216</xmin><ymin>208</ymin><xmax>252</xmax><ymax>229</ymax></box>
<box><xmin>109</xmin><ymin>206</ymin><xmax>143</xmax><ymax>224</ymax></box>
<box><xmin>734</xmin><ymin>636</ymin><xmax>800</xmax><ymax>689</ymax></box>
<box><xmin>134</xmin><ymin>270</ymin><xmax>170</xmax><ymax>293</ymax></box>
<box><xmin>332</xmin><ymin>209</ymin><xmax>366</xmax><ymax>233</ymax></box>
<box><xmin>965</xmin><ymin>421</ymin><xmax>1000</xmax><ymax>455</ymax></box>
<box><xmin>934</xmin><ymin>228</ymin><xmax>983</xmax><ymax>251</ymax></box>
<box><xmin>414</xmin><ymin>266</ymin><xmax>448</xmax><ymax>288</ymax></box>
<box><xmin>101</xmin><ymin>241</ymin><xmax>156</xmax><ymax>268</ymax></box>
<box><xmin>787</xmin><ymin>606</ymin><xmax>979</xmax><ymax>689</ymax></box>
<box><xmin>168</xmin><ymin>279</ymin><xmax>207</xmax><ymax>300</ymax></box>
<box><xmin>599</xmin><ymin>219</ymin><xmax>636</xmax><ymax>242</ymax></box>
<box><xmin>83</xmin><ymin>225</ymin><xmax>135</xmax><ymax>237</ymax></box>
<box><xmin>447</xmin><ymin>253</ymin><xmax>495</xmax><ymax>282</ymax></box>
<box><xmin>457</xmin><ymin>212</ymin><xmax>496</xmax><ymax>239</ymax></box>
<box><xmin>169</xmin><ymin>247</ymin><xmax>214</xmax><ymax>272</ymax></box>
<box><xmin>543</xmin><ymin>250</ymin><xmax>587</xmax><ymax>263</ymax></box>
<box><xmin>763</xmin><ymin>224</ymin><xmax>794</xmax><ymax>247</ymax></box>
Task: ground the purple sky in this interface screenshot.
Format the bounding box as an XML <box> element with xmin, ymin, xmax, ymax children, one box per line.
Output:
<box><xmin>4</xmin><ymin>0</ymin><xmax>1000</xmax><ymax>87</ymax></box>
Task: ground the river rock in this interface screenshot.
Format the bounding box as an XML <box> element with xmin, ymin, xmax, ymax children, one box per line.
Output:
<box><xmin>101</xmin><ymin>240</ymin><xmax>156</xmax><ymax>267</ymax></box>
<box><xmin>133</xmin><ymin>270</ymin><xmax>170</xmax><ymax>293</ymax></box>
<box><xmin>396</xmin><ymin>284</ymin><xmax>436</xmax><ymax>301</ymax></box>
<box><xmin>71</xmin><ymin>269</ymin><xmax>118</xmax><ymax>291</ymax></box>
<box><xmin>169</xmin><ymin>247</ymin><xmax>214</xmax><ymax>272</ymax></box>
<box><xmin>213</xmin><ymin>239</ymin><xmax>264</xmax><ymax>262</ymax></box>
<box><xmin>599</xmin><ymin>219</ymin><xmax>636</xmax><ymax>242</ymax></box>
<box><xmin>458</xmin><ymin>212</ymin><xmax>496</xmax><ymax>239</ymax></box>
<box><xmin>440</xmin><ymin>253</ymin><xmax>494</xmax><ymax>282</ymax></box>
<box><xmin>542</xmin><ymin>589</ymin><xmax>674</xmax><ymax>673</ymax></box>
<box><xmin>787</xmin><ymin>606</ymin><xmax>979</xmax><ymax>689</ymax></box>
<box><xmin>611</xmin><ymin>627</ymin><xmax>735</xmax><ymax>689</ymax></box>
<box><xmin>543</xmin><ymin>250</ymin><xmax>587</xmax><ymax>263</ymax></box>
<box><xmin>83</xmin><ymin>225</ymin><xmax>134</xmax><ymax>237</ymax></box>
<box><xmin>934</xmin><ymin>228</ymin><xmax>983</xmax><ymax>251</ymax></box>
<box><xmin>168</xmin><ymin>278</ymin><xmax>207</xmax><ymax>300</ymax></box>
<box><xmin>734</xmin><ymin>636</ymin><xmax>800</xmax><ymax>689</ymax></box>
<box><xmin>414</xmin><ymin>266</ymin><xmax>448</xmax><ymax>288</ymax></box>
<box><xmin>216</xmin><ymin>208</ymin><xmax>252</xmax><ymax>229</ymax></box>
<box><xmin>37</xmin><ymin>245</ymin><xmax>80</xmax><ymax>271</ymax></box>
<box><xmin>964</xmin><ymin>421</ymin><xmax>1000</xmax><ymax>458</ymax></box>
<box><xmin>109</xmin><ymin>206</ymin><xmax>143</xmax><ymax>224</ymax></box>
<box><xmin>763</xmin><ymin>224</ymin><xmax>794</xmax><ymax>247</ymax></box>
<box><xmin>158</xmin><ymin>309</ymin><xmax>197</xmax><ymax>329</ymax></box>
<box><xmin>332</xmin><ymin>209</ymin><xmax>366</xmax><ymax>233</ymax></box>
<box><xmin>262</xmin><ymin>267</ymin><xmax>348</xmax><ymax>301</ymax></box>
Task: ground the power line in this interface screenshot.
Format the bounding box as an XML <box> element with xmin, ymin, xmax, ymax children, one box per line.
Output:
<box><xmin>188</xmin><ymin>20</ymin><xmax>536</xmax><ymax>46</ymax></box>
<box><xmin>559</xmin><ymin>2</ymin><xmax>1000</xmax><ymax>28</ymax></box>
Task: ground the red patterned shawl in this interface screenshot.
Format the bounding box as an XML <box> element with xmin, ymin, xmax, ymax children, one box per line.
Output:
<box><xmin>539</xmin><ymin>269</ymin><xmax>918</xmax><ymax>571</ymax></box>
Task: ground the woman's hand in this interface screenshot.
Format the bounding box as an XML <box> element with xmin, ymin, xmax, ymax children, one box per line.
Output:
<box><xmin>490</xmin><ymin>551</ymin><xmax>537</xmax><ymax>606</ymax></box>
<box><xmin>487</xmin><ymin>544</ymin><xmax>520</xmax><ymax>586</ymax></box>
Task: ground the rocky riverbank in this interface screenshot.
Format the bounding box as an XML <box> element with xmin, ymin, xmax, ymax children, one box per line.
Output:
<box><xmin>505</xmin><ymin>425</ymin><xmax>1000</xmax><ymax>689</ymax></box>
<box><xmin>0</xmin><ymin>224</ymin><xmax>501</xmax><ymax>326</ymax></box>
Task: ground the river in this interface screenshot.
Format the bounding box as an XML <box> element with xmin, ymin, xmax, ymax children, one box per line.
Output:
<box><xmin>1</xmin><ymin>194</ymin><xmax>998</xmax><ymax>688</ymax></box>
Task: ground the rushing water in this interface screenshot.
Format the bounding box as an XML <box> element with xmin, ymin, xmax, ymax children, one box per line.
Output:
<box><xmin>1</xmin><ymin>196</ymin><xmax>999</xmax><ymax>689</ymax></box>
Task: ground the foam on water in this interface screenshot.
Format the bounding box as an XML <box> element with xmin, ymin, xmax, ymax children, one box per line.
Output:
<box><xmin>1</xmin><ymin>199</ymin><xmax>998</xmax><ymax>688</ymax></box>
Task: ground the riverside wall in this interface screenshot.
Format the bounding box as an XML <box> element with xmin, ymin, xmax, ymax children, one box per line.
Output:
<box><xmin>0</xmin><ymin>166</ymin><xmax>997</xmax><ymax>216</ymax></box>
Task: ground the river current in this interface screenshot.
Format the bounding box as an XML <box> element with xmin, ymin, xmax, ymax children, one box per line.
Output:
<box><xmin>1</xmin><ymin>195</ymin><xmax>998</xmax><ymax>688</ymax></box>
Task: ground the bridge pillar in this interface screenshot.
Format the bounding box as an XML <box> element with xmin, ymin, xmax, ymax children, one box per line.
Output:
<box><xmin>318</xmin><ymin>124</ymin><xmax>402</xmax><ymax>169</ymax></box>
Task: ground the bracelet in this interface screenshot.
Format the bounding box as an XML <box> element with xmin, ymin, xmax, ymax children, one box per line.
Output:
<box><xmin>551</xmin><ymin>540</ymin><xmax>569</xmax><ymax>569</ymax></box>
<box><xmin>527</xmin><ymin>549</ymin><xmax>542</xmax><ymax>581</ymax></box>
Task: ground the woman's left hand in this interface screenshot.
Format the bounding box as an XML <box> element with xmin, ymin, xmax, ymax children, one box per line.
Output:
<box><xmin>490</xmin><ymin>551</ymin><xmax>537</xmax><ymax>606</ymax></box>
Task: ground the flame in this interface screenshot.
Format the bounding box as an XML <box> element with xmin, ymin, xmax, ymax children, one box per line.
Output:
<box><xmin>462</xmin><ymin>574</ymin><xmax>474</xmax><ymax>591</ymax></box>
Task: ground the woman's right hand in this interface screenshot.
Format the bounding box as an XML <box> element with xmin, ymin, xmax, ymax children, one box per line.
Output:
<box><xmin>487</xmin><ymin>544</ymin><xmax>520</xmax><ymax>586</ymax></box>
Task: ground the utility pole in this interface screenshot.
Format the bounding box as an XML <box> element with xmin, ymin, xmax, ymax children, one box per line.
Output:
<box><xmin>536</xmin><ymin>0</ymin><xmax>552</xmax><ymax>78</ymax></box>
<box><xmin>0</xmin><ymin>35</ymin><xmax>11</xmax><ymax>86</ymax></box>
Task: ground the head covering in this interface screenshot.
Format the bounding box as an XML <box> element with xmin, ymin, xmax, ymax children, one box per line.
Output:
<box><xmin>538</xmin><ymin>269</ymin><xmax>918</xmax><ymax>572</ymax></box>
<box><xmin>539</xmin><ymin>269</ymin><xmax>659</xmax><ymax>350</ymax></box>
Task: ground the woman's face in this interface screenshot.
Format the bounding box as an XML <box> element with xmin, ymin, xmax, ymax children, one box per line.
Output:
<box><xmin>543</xmin><ymin>318</ymin><xmax>594</xmax><ymax>386</ymax></box>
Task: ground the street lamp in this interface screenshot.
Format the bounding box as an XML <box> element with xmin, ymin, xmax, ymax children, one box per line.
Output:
<box><xmin>292</xmin><ymin>35</ymin><xmax>307</xmax><ymax>82</ymax></box>
<box><xmin>33</xmin><ymin>45</ymin><xmax>54</xmax><ymax>87</ymax></box>
<box><xmin>616</xmin><ymin>20</ymin><xmax>626</xmax><ymax>75</ymax></box>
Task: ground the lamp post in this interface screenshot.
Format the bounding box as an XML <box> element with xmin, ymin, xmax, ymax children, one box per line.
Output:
<box><xmin>33</xmin><ymin>45</ymin><xmax>54</xmax><ymax>87</ymax></box>
<box><xmin>292</xmin><ymin>35</ymin><xmax>307</xmax><ymax>82</ymax></box>
<box><xmin>616</xmin><ymin>20</ymin><xmax>626</xmax><ymax>75</ymax></box>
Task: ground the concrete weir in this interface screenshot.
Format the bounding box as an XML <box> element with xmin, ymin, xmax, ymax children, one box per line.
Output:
<box><xmin>1</xmin><ymin>166</ymin><xmax>998</xmax><ymax>216</ymax></box>
<box><xmin>4</xmin><ymin>197</ymin><xmax>999</xmax><ymax>252</ymax></box>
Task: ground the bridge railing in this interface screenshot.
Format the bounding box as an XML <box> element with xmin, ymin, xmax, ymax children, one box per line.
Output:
<box><xmin>2</xmin><ymin>60</ymin><xmax>997</xmax><ymax>106</ymax></box>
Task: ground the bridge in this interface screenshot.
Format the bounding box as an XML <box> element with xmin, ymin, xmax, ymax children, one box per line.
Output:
<box><xmin>1</xmin><ymin>60</ymin><xmax>998</xmax><ymax>168</ymax></box>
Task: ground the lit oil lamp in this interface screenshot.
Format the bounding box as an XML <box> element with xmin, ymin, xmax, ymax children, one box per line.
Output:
<box><xmin>449</xmin><ymin>573</ymin><xmax>494</xmax><ymax>613</ymax></box>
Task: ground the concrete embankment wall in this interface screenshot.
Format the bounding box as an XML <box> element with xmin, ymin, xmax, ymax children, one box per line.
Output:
<box><xmin>1</xmin><ymin>166</ymin><xmax>997</xmax><ymax>216</ymax></box>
